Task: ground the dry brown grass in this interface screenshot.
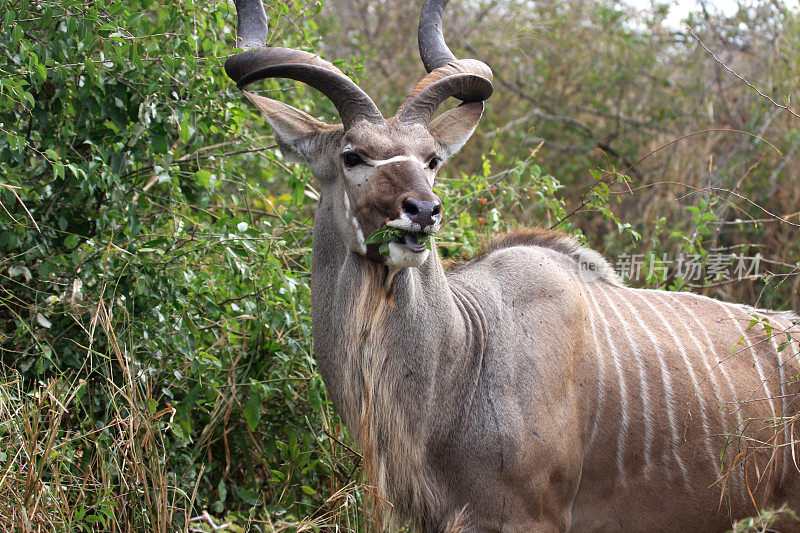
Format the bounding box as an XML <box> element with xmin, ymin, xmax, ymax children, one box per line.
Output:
<box><xmin>0</xmin><ymin>304</ymin><xmax>187</xmax><ymax>532</ymax></box>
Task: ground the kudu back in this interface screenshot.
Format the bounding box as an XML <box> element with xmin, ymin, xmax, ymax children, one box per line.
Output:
<box><xmin>224</xmin><ymin>0</ymin><xmax>800</xmax><ymax>530</ymax></box>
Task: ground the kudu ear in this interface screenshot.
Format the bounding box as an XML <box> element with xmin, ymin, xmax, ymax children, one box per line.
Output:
<box><xmin>428</xmin><ymin>101</ymin><xmax>484</xmax><ymax>161</ymax></box>
<box><xmin>244</xmin><ymin>91</ymin><xmax>338</xmax><ymax>164</ymax></box>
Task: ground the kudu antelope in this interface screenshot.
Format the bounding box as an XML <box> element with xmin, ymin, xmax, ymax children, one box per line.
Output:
<box><xmin>224</xmin><ymin>0</ymin><xmax>800</xmax><ymax>530</ymax></box>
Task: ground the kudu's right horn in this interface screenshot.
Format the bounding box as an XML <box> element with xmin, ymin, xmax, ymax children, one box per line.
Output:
<box><xmin>224</xmin><ymin>0</ymin><xmax>384</xmax><ymax>130</ymax></box>
<box><xmin>418</xmin><ymin>0</ymin><xmax>458</xmax><ymax>72</ymax></box>
<box><xmin>397</xmin><ymin>0</ymin><xmax>494</xmax><ymax>125</ymax></box>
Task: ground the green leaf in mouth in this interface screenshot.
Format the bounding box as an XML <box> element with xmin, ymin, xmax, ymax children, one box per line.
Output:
<box><xmin>365</xmin><ymin>225</ymin><xmax>404</xmax><ymax>246</ymax></box>
<box><xmin>365</xmin><ymin>226</ymin><xmax>432</xmax><ymax>256</ymax></box>
<box><xmin>366</xmin><ymin>226</ymin><xmax>404</xmax><ymax>256</ymax></box>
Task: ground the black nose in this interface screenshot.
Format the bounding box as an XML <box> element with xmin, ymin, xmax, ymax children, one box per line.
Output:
<box><xmin>401</xmin><ymin>198</ymin><xmax>442</xmax><ymax>229</ymax></box>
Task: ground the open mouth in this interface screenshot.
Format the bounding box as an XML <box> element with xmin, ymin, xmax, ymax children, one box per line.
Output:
<box><xmin>365</xmin><ymin>225</ymin><xmax>431</xmax><ymax>257</ymax></box>
<box><xmin>398</xmin><ymin>231</ymin><xmax>427</xmax><ymax>253</ymax></box>
<box><xmin>366</xmin><ymin>225</ymin><xmax>430</xmax><ymax>256</ymax></box>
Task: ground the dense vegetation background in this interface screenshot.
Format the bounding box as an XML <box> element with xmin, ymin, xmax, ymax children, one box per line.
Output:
<box><xmin>0</xmin><ymin>0</ymin><xmax>798</xmax><ymax>530</ymax></box>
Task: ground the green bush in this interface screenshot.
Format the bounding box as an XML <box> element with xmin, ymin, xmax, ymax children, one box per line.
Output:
<box><xmin>0</xmin><ymin>0</ymin><xmax>367</xmax><ymax>529</ymax></box>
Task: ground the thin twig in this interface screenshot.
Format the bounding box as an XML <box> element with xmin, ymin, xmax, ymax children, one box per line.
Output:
<box><xmin>323</xmin><ymin>429</ymin><xmax>362</xmax><ymax>460</ymax></box>
<box><xmin>0</xmin><ymin>183</ymin><xmax>41</xmax><ymax>233</ymax></box>
<box><xmin>625</xmin><ymin>128</ymin><xmax>781</xmax><ymax>174</ymax></box>
<box><xmin>184</xmin><ymin>463</ymin><xmax>205</xmax><ymax>533</ymax></box>
<box><xmin>688</xmin><ymin>26</ymin><xmax>800</xmax><ymax>120</ymax></box>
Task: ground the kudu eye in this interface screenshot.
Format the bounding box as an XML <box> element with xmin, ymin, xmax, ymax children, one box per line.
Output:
<box><xmin>428</xmin><ymin>157</ymin><xmax>441</xmax><ymax>170</ymax></box>
<box><xmin>342</xmin><ymin>152</ymin><xmax>365</xmax><ymax>168</ymax></box>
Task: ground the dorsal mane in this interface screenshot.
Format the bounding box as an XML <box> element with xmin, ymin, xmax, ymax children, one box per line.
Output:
<box><xmin>455</xmin><ymin>227</ymin><xmax>623</xmax><ymax>285</ymax></box>
<box><xmin>478</xmin><ymin>227</ymin><xmax>581</xmax><ymax>259</ymax></box>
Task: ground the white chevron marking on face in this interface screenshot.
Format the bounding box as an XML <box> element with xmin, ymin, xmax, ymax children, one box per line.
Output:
<box><xmin>364</xmin><ymin>154</ymin><xmax>426</xmax><ymax>168</ymax></box>
<box><xmin>340</xmin><ymin>146</ymin><xmax>438</xmax><ymax>187</ymax></box>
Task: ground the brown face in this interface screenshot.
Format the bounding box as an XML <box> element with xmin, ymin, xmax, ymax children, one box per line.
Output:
<box><xmin>243</xmin><ymin>91</ymin><xmax>485</xmax><ymax>271</ymax></box>
<box><xmin>337</xmin><ymin>120</ymin><xmax>444</xmax><ymax>269</ymax></box>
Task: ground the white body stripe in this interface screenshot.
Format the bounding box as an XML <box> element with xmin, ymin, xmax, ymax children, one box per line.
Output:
<box><xmin>720</xmin><ymin>304</ymin><xmax>777</xmax><ymax>421</ymax></box>
<box><xmin>626</xmin><ymin>291</ymin><xmax>690</xmax><ymax>486</ymax></box>
<box><xmin>665</xmin><ymin>292</ymin><xmax>744</xmax><ymax>490</ymax></box>
<box><xmin>597</xmin><ymin>284</ymin><xmax>654</xmax><ymax>473</ymax></box>
<box><xmin>719</xmin><ymin>303</ymin><xmax>782</xmax><ymax>498</ymax></box>
<box><xmin>584</xmin><ymin>288</ymin><xmax>629</xmax><ymax>477</ymax></box>
<box><xmin>635</xmin><ymin>292</ymin><xmax>719</xmax><ymax>473</ymax></box>
<box><xmin>768</xmin><ymin>335</ymin><xmax>789</xmax><ymax>484</ymax></box>
<box><xmin>582</xmin><ymin>287</ymin><xmax>606</xmax><ymax>451</ymax></box>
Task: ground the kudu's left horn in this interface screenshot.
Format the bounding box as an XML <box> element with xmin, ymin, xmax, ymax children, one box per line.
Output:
<box><xmin>397</xmin><ymin>0</ymin><xmax>493</xmax><ymax>125</ymax></box>
<box><xmin>224</xmin><ymin>0</ymin><xmax>384</xmax><ymax>130</ymax></box>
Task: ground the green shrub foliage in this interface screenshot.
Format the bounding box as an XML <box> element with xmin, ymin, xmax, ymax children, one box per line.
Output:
<box><xmin>0</xmin><ymin>0</ymin><xmax>366</xmax><ymax>529</ymax></box>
